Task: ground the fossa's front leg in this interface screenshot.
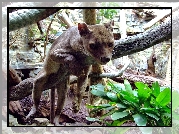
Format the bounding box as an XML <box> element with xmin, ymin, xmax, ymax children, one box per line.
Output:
<box><xmin>72</xmin><ymin>65</ymin><xmax>92</xmax><ymax>113</ymax></box>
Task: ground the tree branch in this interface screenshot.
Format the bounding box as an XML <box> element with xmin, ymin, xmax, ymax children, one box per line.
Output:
<box><xmin>57</xmin><ymin>12</ymin><xmax>74</xmax><ymax>28</ymax></box>
<box><xmin>3</xmin><ymin>2</ymin><xmax>59</xmax><ymax>29</ymax></box>
<box><xmin>9</xmin><ymin>78</ymin><xmax>34</xmax><ymax>101</ymax></box>
<box><xmin>89</xmin><ymin>61</ymin><xmax>130</xmax><ymax>78</ymax></box>
<box><xmin>112</xmin><ymin>17</ymin><xmax>171</xmax><ymax>59</ymax></box>
<box><xmin>9</xmin><ymin>9</ymin><xmax>60</xmax><ymax>32</ymax></box>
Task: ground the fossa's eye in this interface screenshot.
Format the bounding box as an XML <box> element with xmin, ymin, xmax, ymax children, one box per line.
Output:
<box><xmin>108</xmin><ymin>43</ymin><xmax>114</xmax><ymax>48</ymax></box>
<box><xmin>89</xmin><ymin>43</ymin><xmax>98</xmax><ymax>50</ymax></box>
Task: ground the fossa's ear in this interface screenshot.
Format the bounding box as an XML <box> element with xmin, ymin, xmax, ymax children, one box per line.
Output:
<box><xmin>78</xmin><ymin>23</ymin><xmax>91</xmax><ymax>36</ymax></box>
<box><xmin>104</xmin><ymin>20</ymin><xmax>114</xmax><ymax>32</ymax></box>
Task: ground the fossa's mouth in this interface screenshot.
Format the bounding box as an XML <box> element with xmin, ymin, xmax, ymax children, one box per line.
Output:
<box><xmin>94</xmin><ymin>58</ymin><xmax>110</xmax><ymax>65</ymax></box>
<box><xmin>100</xmin><ymin>57</ymin><xmax>110</xmax><ymax>64</ymax></box>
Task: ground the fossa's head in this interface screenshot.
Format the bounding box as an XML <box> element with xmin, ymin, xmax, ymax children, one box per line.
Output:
<box><xmin>78</xmin><ymin>21</ymin><xmax>114</xmax><ymax>65</ymax></box>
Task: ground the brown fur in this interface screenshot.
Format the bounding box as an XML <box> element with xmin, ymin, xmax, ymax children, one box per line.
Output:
<box><xmin>26</xmin><ymin>21</ymin><xmax>114</xmax><ymax>125</ymax></box>
<box><xmin>9</xmin><ymin>66</ymin><xmax>22</xmax><ymax>87</ymax></box>
<box><xmin>146</xmin><ymin>52</ymin><xmax>157</xmax><ymax>76</ymax></box>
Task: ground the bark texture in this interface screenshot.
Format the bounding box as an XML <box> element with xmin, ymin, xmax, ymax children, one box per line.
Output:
<box><xmin>9</xmin><ymin>9</ymin><xmax>60</xmax><ymax>32</ymax></box>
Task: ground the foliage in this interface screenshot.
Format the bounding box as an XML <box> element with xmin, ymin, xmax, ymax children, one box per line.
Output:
<box><xmin>86</xmin><ymin>80</ymin><xmax>171</xmax><ymax>126</ymax></box>
<box><xmin>97</xmin><ymin>9</ymin><xmax>118</xmax><ymax>24</ymax></box>
<box><xmin>99</xmin><ymin>9</ymin><xmax>118</xmax><ymax>20</ymax></box>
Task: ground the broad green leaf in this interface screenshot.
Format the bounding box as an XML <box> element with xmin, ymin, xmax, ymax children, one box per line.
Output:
<box><xmin>116</xmin><ymin>103</ymin><xmax>126</xmax><ymax>108</ymax></box>
<box><xmin>161</xmin><ymin>106</ymin><xmax>171</xmax><ymax>114</ymax></box>
<box><xmin>109</xmin><ymin>101</ymin><xmax>116</xmax><ymax>105</ymax></box>
<box><xmin>135</xmin><ymin>82</ymin><xmax>151</xmax><ymax>101</ymax></box>
<box><xmin>113</xmin><ymin>83</ymin><xmax>125</xmax><ymax>91</ymax></box>
<box><xmin>137</xmin><ymin>85</ymin><xmax>150</xmax><ymax>101</ymax></box>
<box><xmin>116</xmin><ymin>93</ymin><xmax>122</xmax><ymax>100</ymax></box>
<box><xmin>86</xmin><ymin>117</ymin><xmax>100</xmax><ymax>122</ymax></box>
<box><xmin>111</xmin><ymin>120</ymin><xmax>128</xmax><ymax>127</ymax></box>
<box><xmin>133</xmin><ymin>90</ymin><xmax>138</xmax><ymax>97</ymax></box>
<box><xmin>135</xmin><ymin>81</ymin><xmax>146</xmax><ymax>90</ymax></box>
<box><xmin>100</xmin><ymin>104</ymin><xmax>112</xmax><ymax>107</ymax></box>
<box><xmin>156</xmin><ymin>88</ymin><xmax>171</xmax><ymax>106</ymax></box>
<box><xmin>111</xmin><ymin>112</ymin><xmax>129</xmax><ymax>120</ymax></box>
<box><xmin>90</xmin><ymin>83</ymin><xmax>105</xmax><ymax>91</ymax></box>
<box><xmin>140</xmin><ymin>108</ymin><xmax>158</xmax><ymax>115</ymax></box>
<box><xmin>120</xmin><ymin>90</ymin><xmax>139</xmax><ymax>104</ymax></box>
<box><xmin>146</xmin><ymin>113</ymin><xmax>160</xmax><ymax>121</ymax></box>
<box><xmin>91</xmin><ymin>89</ymin><xmax>106</xmax><ymax>98</ymax></box>
<box><xmin>151</xmin><ymin>81</ymin><xmax>160</xmax><ymax>97</ymax></box>
<box><xmin>132</xmin><ymin>114</ymin><xmax>147</xmax><ymax>126</ymax></box>
<box><xmin>107</xmin><ymin>92</ymin><xmax>118</xmax><ymax>102</ymax></box>
<box><xmin>107</xmin><ymin>80</ymin><xmax>120</xmax><ymax>93</ymax></box>
<box><xmin>121</xmin><ymin>91</ymin><xmax>139</xmax><ymax>107</ymax></box>
<box><xmin>144</xmin><ymin>101</ymin><xmax>150</xmax><ymax>107</ymax></box>
<box><xmin>124</xmin><ymin>97</ymin><xmax>139</xmax><ymax>107</ymax></box>
<box><xmin>172</xmin><ymin>90</ymin><xmax>179</xmax><ymax>111</ymax></box>
<box><xmin>124</xmin><ymin>79</ymin><xmax>133</xmax><ymax>94</ymax></box>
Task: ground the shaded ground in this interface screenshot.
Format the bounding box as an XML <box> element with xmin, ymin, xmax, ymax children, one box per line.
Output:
<box><xmin>9</xmin><ymin>87</ymin><xmax>137</xmax><ymax>127</ymax></box>
<box><xmin>9</xmin><ymin>86</ymin><xmax>137</xmax><ymax>127</ymax></box>
<box><xmin>18</xmin><ymin>90</ymin><xmax>91</xmax><ymax>126</ymax></box>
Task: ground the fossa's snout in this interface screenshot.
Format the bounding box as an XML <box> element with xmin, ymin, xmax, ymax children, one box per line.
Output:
<box><xmin>100</xmin><ymin>56</ymin><xmax>110</xmax><ymax>64</ymax></box>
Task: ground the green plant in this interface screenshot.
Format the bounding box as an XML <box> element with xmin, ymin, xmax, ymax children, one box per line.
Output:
<box><xmin>99</xmin><ymin>9</ymin><xmax>117</xmax><ymax>20</ymax></box>
<box><xmin>86</xmin><ymin>80</ymin><xmax>171</xmax><ymax>126</ymax></box>
<box><xmin>97</xmin><ymin>9</ymin><xmax>118</xmax><ymax>24</ymax></box>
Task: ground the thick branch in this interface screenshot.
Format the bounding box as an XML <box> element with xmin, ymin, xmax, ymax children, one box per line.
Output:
<box><xmin>58</xmin><ymin>12</ymin><xmax>74</xmax><ymax>28</ymax></box>
<box><xmin>3</xmin><ymin>2</ymin><xmax>59</xmax><ymax>29</ymax></box>
<box><xmin>9</xmin><ymin>78</ymin><xmax>34</xmax><ymax>101</ymax></box>
<box><xmin>9</xmin><ymin>9</ymin><xmax>60</xmax><ymax>32</ymax></box>
<box><xmin>112</xmin><ymin>17</ymin><xmax>171</xmax><ymax>59</ymax></box>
